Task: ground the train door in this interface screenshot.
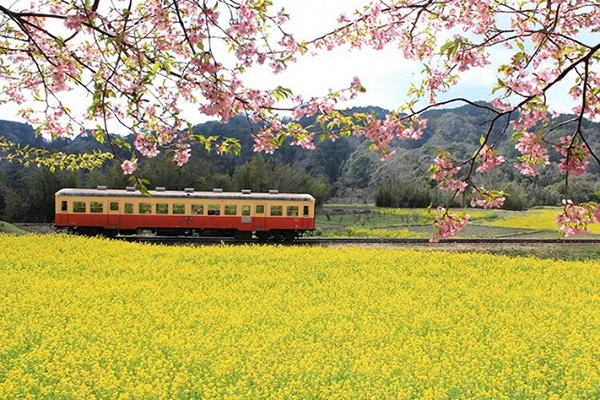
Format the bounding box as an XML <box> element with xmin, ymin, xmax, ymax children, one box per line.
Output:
<box><xmin>108</xmin><ymin>200</ymin><xmax>120</xmax><ymax>230</ymax></box>
<box><xmin>57</xmin><ymin>198</ymin><xmax>69</xmax><ymax>226</ymax></box>
<box><xmin>241</xmin><ymin>204</ymin><xmax>252</xmax><ymax>230</ymax></box>
<box><xmin>254</xmin><ymin>204</ymin><xmax>267</xmax><ymax>231</ymax></box>
<box><xmin>302</xmin><ymin>204</ymin><xmax>312</xmax><ymax>229</ymax></box>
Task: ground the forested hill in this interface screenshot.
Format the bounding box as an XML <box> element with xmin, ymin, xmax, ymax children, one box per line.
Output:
<box><xmin>1</xmin><ymin>103</ymin><xmax>600</xmax><ymax>222</ymax></box>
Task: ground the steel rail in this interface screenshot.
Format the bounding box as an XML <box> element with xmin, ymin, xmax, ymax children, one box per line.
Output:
<box><xmin>118</xmin><ymin>236</ymin><xmax>600</xmax><ymax>245</ymax></box>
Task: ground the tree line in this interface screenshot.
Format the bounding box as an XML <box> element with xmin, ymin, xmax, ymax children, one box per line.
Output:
<box><xmin>0</xmin><ymin>153</ymin><xmax>330</xmax><ymax>223</ymax></box>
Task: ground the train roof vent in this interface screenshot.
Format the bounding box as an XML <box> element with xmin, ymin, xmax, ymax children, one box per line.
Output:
<box><xmin>213</xmin><ymin>188</ymin><xmax>223</xmax><ymax>193</ymax></box>
<box><xmin>126</xmin><ymin>186</ymin><xmax>136</xmax><ymax>192</ymax></box>
<box><xmin>156</xmin><ymin>187</ymin><xmax>166</xmax><ymax>192</ymax></box>
<box><xmin>269</xmin><ymin>189</ymin><xmax>279</xmax><ymax>195</ymax></box>
<box><xmin>96</xmin><ymin>185</ymin><xmax>107</xmax><ymax>190</ymax></box>
<box><xmin>184</xmin><ymin>187</ymin><xmax>194</xmax><ymax>193</ymax></box>
<box><xmin>241</xmin><ymin>189</ymin><xmax>251</xmax><ymax>195</ymax></box>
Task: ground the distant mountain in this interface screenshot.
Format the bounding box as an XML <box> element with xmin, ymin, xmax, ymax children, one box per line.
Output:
<box><xmin>0</xmin><ymin>120</ymin><xmax>47</xmax><ymax>148</ymax></box>
<box><xmin>2</xmin><ymin>103</ymin><xmax>599</xmax><ymax>209</ymax></box>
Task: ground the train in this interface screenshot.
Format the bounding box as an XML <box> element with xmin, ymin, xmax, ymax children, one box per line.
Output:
<box><xmin>54</xmin><ymin>187</ymin><xmax>316</xmax><ymax>241</ymax></box>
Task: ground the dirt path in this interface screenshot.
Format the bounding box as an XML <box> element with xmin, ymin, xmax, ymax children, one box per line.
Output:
<box><xmin>15</xmin><ymin>223</ymin><xmax>55</xmax><ymax>234</ymax></box>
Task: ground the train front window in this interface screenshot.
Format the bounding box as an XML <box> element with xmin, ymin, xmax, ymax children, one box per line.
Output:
<box><xmin>124</xmin><ymin>203</ymin><xmax>134</xmax><ymax>214</ymax></box>
<box><xmin>256</xmin><ymin>205</ymin><xmax>264</xmax><ymax>214</ymax></box>
<box><xmin>139</xmin><ymin>203</ymin><xmax>152</xmax><ymax>214</ymax></box>
<box><xmin>156</xmin><ymin>203</ymin><xmax>168</xmax><ymax>214</ymax></box>
<box><xmin>242</xmin><ymin>205</ymin><xmax>251</xmax><ymax>216</ymax></box>
<box><xmin>173</xmin><ymin>204</ymin><xmax>185</xmax><ymax>214</ymax></box>
<box><xmin>73</xmin><ymin>201</ymin><xmax>86</xmax><ymax>213</ymax></box>
<box><xmin>191</xmin><ymin>204</ymin><xmax>204</xmax><ymax>215</ymax></box>
<box><xmin>287</xmin><ymin>206</ymin><xmax>299</xmax><ymax>217</ymax></box>
<box><xmin>270</xmin><ymin>205</ymin><xmax>283</xmax><ymax>216</ymax></box>
<box><xmin>61</xmin><ymin>201</ymin><xmax>67</xmax><ymax>212</ymax></box>
<box><xmin>110</xmin><ymin>202</ymin><xmax>119</xmax><ymax>211</ymax></box>
<box><xmin>304</xmin><ymin>206</ymin><xmax>309</xmax><ymax>216</ymax></box>
<box><xmin>90</xmin><ymin>202</ymin><xmax>103</xmax><ymax>213</ymax></box>
<box><xmin>224</xmin><ymin>205</ymin><xmax>237</xmax><ymax>215</ymax></box>
<box><xmin>208</xmin><ymin>204</ymin><xmax>220</xmax><ymax>216</ymax></box>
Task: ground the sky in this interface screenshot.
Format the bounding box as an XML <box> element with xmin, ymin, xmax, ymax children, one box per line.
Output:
<box><xmin>241</xmin><ymin>0</ymin><xmax>496</xmax><ymax>114</ymax></box>
<box><xmin>0</xmin><ymin>0</ymin><xmax>586</xmax><ymax>128</ymax></box>
<box><xmin>241</xmin><ymin>0</ymin><xmax>600</xmax><ymax>120</ymax></box>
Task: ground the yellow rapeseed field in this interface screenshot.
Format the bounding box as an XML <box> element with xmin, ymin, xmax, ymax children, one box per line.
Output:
<box><xmin>485</xmin><ymin>208</ymin><xmax>600</xmax><ymax>234</ymax></box>
<box><xmin>333</xmin><ymin>226</ymin><xmax>428</xmax><ymax>239</ymax></box>
<box><xmin>1</xmin><ymin>234</ymin><xmax>600</xmax><ymax>398</ymax></box>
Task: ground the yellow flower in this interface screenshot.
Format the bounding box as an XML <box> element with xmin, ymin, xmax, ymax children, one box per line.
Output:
<box><xmin>0</xmin><ymin>234</ymin><xmax>599</xmax><ymax>397</ymax></box>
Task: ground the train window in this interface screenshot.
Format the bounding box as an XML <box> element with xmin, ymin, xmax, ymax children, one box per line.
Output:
<box><xmin>90</xmin><ymin>202</ymin><xmax>103</xmax><ymax>213</ymax></box>
<box><xmin>224</xmin><ymin>205</ymin><xmax>237</xmax><ymax>215</ymax></box>
<box><xmin>242</xmin><ymin>205</ymin><xmax>251</xmax><ymax>216</ymax></box>
<box><xmin>110</xmin><ymin>202</ymin><xmax>119</xmax><ymax>211</ymax></box>
<box><xmin>208</xmin><ymin>204</ymin><xmax>220</xmax><ymax>216</ymax></box>
<box><xmin>191</xmin><ymin>204</ymin><xmax>204</xmax><ymax>215</ymax></box>
<box><xmin>156</xmin><ymin>203</ymin><xmax>168</xmax><ymax>214</ymax></box>
<box><xmin>303</xmin><ymin>206</ymin><xmax>309</xmax><ymax>216</ymax></box>
<box><xmin>173</xmin><ymin>203</ymin><xmax>185</xmax><ymax>214</ymax></box>
<box><xmin>256</xmin><ymin>205</ymin><xmax>264</xmax><ymax>214</ymax></box>
<box><xmin>61</xmin><ymin>201</ymin><xmax>67</xmax><ymax>212</ymax></box>
<box><xmin>270</xmin><ymin>205</ymin><xmax>283</xmax><ymax>216</ymax></box>
<box><xmin>124</xmin><ymin>203</ymin><xmax>134</xmax><ymax>214</ymax></box>
<box><xmin>139</xmin><ymin>203</ymin><xmax>152</xmax><ymax>214</ymax></box>
<box><xmin>73</xmin><ymin>201</ymin><xmax>86</xmax><ymax>213</ymax></box>
<box><xmin>287</xmin><ymin>206</ymin><xmax>299</xmax><ymax>217</ymax></box>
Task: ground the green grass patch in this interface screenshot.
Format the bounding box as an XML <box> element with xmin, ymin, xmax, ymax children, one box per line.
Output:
<box><xmin>0</xmin><ymin>221</ymin><xmax>27</xmax><ymax>235</ymax></box>
<box><xmin>323</xmin><ymin>226</ymin><xmax>429</xmax><ymax>239</ymax></box>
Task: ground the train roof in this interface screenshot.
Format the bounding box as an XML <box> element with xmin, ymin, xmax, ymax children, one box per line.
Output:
<box><xmin>56</xmin><ymin>188</ymin><xmax>315</xmax><ymax>202</ymax></box>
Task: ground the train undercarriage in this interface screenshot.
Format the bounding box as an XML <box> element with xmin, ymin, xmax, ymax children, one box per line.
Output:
<box><xmin>61</xmin><ymin>226</ymin><xmax>304</xmax><ymax>242</ymax></box>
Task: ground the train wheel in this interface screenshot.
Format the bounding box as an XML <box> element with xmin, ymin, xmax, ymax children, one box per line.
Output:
<box><xmin>234</xmin><ymin>231</ymin><xmax>252</xmax><ymax>240</ymax></box>
<box><xmin>282</xmin><ymin>232</ymin><xmax>296</xmax><ymax>243</ymax></box>
<box><xmin>255</xmin><ymin>232</ymin><xmax>269</xmax><ymax>242</ymax></box>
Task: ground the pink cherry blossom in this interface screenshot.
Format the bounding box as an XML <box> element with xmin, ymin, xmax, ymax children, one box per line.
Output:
<box><xmin>470</xmin><ymin>188</ymin><xmax>506</xmax><ymax>209</ymax></box>
<box><xmin>554</xmin><ymin>136</ymin><xmax>590</xmax><ymax>177</ymax></box>
<box><xmin>440</xmin><ymin>179</ymin><xmax>468</xmax><ymax>194</ymax></box>
<box><xmin>121</xmin><ymin>159</ymin><xmax>138</xmax><ymax>175</ymax></box>
<box><xmin>173</xmin><ymin>148</ymin><xmax>191</xmax><ymax>167</ymax></box>
<box><xmin>64</xmin><ymin>14</ymin><xmax>86</xmax><ymax>31</ymax></box>
<box><xmin>476</xmin><ymin>145</ymin><xmax>505</xmax><ymax>173</ymax></box>
<box><xmin>429</xmin><ymin>153</ymin><xmax>467</xmax><ymax>194</ymax></box>
<box><xmin>430</xmin><ymin>153</ymin><xmax>461</xmax><ymax>181</ymax></box>
<box><xmin>430</xmin><ymin>207</ymin><xmax>470</xmax><ymax>243</ymax></box>
<box><xmin>556</xmin><ymin>200</ymin><xmax>591</xmax><ymax>237</ymax></box>
<box><xmin>514</xmin><ymin>132</ymin><xmax>549</xmax><ymax>176</ymax></box>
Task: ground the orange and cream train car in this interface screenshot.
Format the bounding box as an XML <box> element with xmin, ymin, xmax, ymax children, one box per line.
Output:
<box><xmin>54</xmin><ymin>187</ymin><xmax>315</xmax><ymax>241</ymax></box>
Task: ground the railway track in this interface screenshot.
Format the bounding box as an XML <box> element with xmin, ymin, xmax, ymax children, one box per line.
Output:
<box><xmin>13</xmin><ymin>224</ymin><xmax>600</xmax><ymax>248</ymax></box>
<box><xmin>118</xmin><ymin>236</ymin><xmax>600</xmax><ymax>246</ymax></box>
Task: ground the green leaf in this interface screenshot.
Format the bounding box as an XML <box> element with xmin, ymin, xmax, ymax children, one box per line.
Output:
<box><xmin>93</xmin><ymin>128</ymin><xmax>105</xmax><ymax>144</ymax></box>
<box><xmin>512</xmin><ymin>131</ymin><xmax>524</xmax><ymax>142</ymax></box>
<box><xmin>276</xmin><ymin>133</ymin><xmax>286</xmax><ymax>148</ymax></box>
<box><xmin>492</xmin><ymin>79</ymin><xmax>506</xmax><ymax>94</ymax></box>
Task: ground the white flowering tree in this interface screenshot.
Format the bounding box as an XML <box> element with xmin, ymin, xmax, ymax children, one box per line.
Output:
<box><xmin>1</xmin><ymin>0</ymin><xmax>599</xmax><ymax>240</ymax></box>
